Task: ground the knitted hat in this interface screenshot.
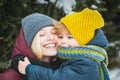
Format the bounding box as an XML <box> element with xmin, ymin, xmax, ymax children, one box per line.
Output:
<box><xmin>22</xmin><ymin>13</ymin><xmax>54</xmax><ymax>46</ymax></box>
<box><xmin>60</xmin><ymin>8</ymin><xmax>104</xmax><ymax>45</ymax></box>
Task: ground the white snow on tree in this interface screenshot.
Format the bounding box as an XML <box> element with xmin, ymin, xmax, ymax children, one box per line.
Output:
<box><xmin>36</xmin><ymin>0</ymin><xmax>76</xmax><ymax>14</ymax></box>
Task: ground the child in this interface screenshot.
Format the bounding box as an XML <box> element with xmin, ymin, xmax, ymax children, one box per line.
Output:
<box><xmin>58</xmin><ymin>8</ymin><xmax>110</xmax><ymax>80</ymax></box>
<box><xmin>18</xmin><ymin>8</ymin><xmax>110</xmax><ymax>80</ymax></box>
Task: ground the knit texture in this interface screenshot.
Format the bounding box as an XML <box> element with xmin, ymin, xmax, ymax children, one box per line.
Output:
<box><xmin>57</xmin><ymin>45</ymin><xmax>110</xmax><ymax>80</ymax></box>
<box><xmin>60</xmin><ymin>8</ymin><xmax>104</xmax><ymax>45</ymax></box>
<box><xmin>22</xmin><ymin>13</ymin><xmax>54</xmax><ymax>46</ymax></box>
<box><xmin>58</xmin><ymin>45</ymin><xmax>108</xmax><ymax>64</ymax></box>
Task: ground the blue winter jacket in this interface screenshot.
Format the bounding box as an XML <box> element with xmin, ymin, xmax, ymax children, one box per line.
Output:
<box><xmin>26</xmin><ymin>57</ymin><xmax>100</xmax><ymax>80</ymax></box>
<box><xmin>25</xmin><ymin>29</ymin><xmax>108</xmax><ymax>80</ymax></box>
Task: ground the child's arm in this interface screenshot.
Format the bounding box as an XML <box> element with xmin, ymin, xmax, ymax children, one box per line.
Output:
<box><xmin>11</xmin><ymin>54</ymin><xmax>60</xmax><ymax>73</ymax></box>
<box><xmin>21</xmin><ymin>57</ymin><xmax>100</xmax><ymax>80</ymax></box>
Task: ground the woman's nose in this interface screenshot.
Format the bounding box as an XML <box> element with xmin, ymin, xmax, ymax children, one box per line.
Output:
<box><xmin>47</xmin><ymin>34</ymin><xmax>54</xmax><ymax>40</ymax></box>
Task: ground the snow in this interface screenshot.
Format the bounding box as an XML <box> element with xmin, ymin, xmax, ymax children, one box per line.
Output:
<box><xmin>56</xmin><ymin>0</ymin><xmax>76</xmax><ymax>14</ymax></box>
<box><xmin>109</xmin><ymin>68</ymin><xmax>120</xmax><ymax>80</ymax></box>
<box><xmin>108</xmin><ymin>41</ymin><xmax>120</xmax><ymax>80</ymax></box>
<box><xmin>91</xmin><ymin>5</ymin><xmax>98</xmax><ymax>9</ymax></box>
<box><xmin>109</xmin><ymin>41</ymin><xmax>120</xmax><ymax>47</ymax></box>
<box><xmin>36</xmin><ymin>0</ymin><xmax>76</xmax><ymax>14</ymax></box>
<box><xmin>36</xmin><ymin>0</ymin><xmax>48</xmax><ymax>4</ymax></box>
<box><xmin>109</xmin><ymin>41</ymin><xmax>120</xmax><ymax>57</ymax></box>
<box><xmin>36</xmin><ymin>0</ymin><xmax>107</xmax><ymax>14</ymax></box>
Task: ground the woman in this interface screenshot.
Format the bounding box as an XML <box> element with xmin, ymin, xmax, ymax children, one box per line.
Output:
<box><xmin>0</xmin><ymin>13</ymin><xmax>61</xmax><ymax>80</ymax></box>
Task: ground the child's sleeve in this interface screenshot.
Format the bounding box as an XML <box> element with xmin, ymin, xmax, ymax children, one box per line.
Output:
<box><xmin>26</xmin><ymin>57</ymin><xmax>100</xmax><ymax>80</ymax></box>
<box><xmin>11</xmin><ymin>54</ymin><xmax>58</xmax><ymax>73</ymax></box>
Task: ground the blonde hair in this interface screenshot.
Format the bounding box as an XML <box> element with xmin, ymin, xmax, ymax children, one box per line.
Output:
<box><xmin>54</xmin><ymin>21</ymin><xmax>69</xmax><ymax>35</ymax></box>
<box><xmin>31</xmin><ymin>31</ymin><xmax>42</xmax><ymax>60</ymax></box>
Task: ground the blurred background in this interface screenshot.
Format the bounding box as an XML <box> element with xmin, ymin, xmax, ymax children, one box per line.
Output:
<box><xmin>0</xmin><ymin>0</ymin><xmax>120</xmax><ymax>79</ymax></box>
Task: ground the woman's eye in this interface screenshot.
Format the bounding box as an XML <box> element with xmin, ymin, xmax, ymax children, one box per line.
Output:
<box><xmin>68</xmin><ymin>36</ymin><xmax>73</xmax><ymax>39</ymax></box>
<box><xmin>39</xmin><ymin>31</ymin><xmax>45</xmax><ymax>36</ymax></box>
<box><xmin>39</xmin><ymin>34</ymin><xmax>44</xmax><ymax>36</ymax></box>
<box><xmin>39</xmin><ymin>33</ymin><xmax>45</xmax><ymax>36</ymax></box>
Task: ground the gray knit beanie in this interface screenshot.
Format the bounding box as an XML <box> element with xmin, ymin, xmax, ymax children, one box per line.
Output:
<box><xmin>22</xmin><ymin>13</ymin><xmax>54</xmax><ymax>46</ymax></box>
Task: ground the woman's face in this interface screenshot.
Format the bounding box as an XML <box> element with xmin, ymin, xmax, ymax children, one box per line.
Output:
<box><xmin>58</xmin><ymin>31</ymin><xmax>79</xmax><ymax>47</ymax></box>
<box><xmin>39</xmin><ymin>26</ymin><xmax>59</xmax><ymax>57</ymax></box>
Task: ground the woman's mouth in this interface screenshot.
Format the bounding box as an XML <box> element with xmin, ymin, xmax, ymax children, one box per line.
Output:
<box><xmin>44</xmin><ymin>43</ymin><xmax>56</xmax><ymax>48</ymax></box>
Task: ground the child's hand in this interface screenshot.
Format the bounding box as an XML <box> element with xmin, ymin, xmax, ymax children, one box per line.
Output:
<box><xmin>18</xmin><ymin>57</ymin><xmax>31</xmax><ymax>74</ymax></box>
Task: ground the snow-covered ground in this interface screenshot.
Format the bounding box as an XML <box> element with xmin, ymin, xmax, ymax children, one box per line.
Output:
<box><xmin>109</xmin><ymin>68</ymin><xmax>120</xmax><ymax>80</ymax></box>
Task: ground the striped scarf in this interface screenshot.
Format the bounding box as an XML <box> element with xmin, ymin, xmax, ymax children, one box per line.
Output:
<box><xmin>57</xmin><ymin>45</ymin><xmax>110</xmax><ymax>80</ymax></box>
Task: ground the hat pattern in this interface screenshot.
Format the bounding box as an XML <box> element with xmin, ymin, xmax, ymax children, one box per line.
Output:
<box><xmin>60</xmin><ymin>8</ymin><xmax>104</xmax><ymax>45</ymax></box>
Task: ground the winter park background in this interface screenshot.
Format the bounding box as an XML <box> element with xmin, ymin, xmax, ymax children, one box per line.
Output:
<box><xmin>0</xmin><ymin>0</ymin><xmax>120</xmax><ymax>80</ymax></box>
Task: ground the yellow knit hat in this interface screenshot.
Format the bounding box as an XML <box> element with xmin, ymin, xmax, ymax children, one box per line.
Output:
<box><xmin>60</xmin><ymin>8</ymin><xmax>104</xmax><ymax>45</ymax></box>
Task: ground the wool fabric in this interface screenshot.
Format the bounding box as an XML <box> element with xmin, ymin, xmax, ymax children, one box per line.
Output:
<box><xmin>60</xmin><ymin>8</ymin><xmax>104</xmax><ymax>45</ymax></box>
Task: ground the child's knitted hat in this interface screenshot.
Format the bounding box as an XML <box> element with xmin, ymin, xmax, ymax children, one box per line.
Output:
<box><xmin>22</xmin><ymin>13</ymin><xmax>54</xmax><ymax>46</ymax></box>
<box><xmin>60</xmin><ymin>8</ymin><xmax>104</xmax><ymax>45</ymax></box>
